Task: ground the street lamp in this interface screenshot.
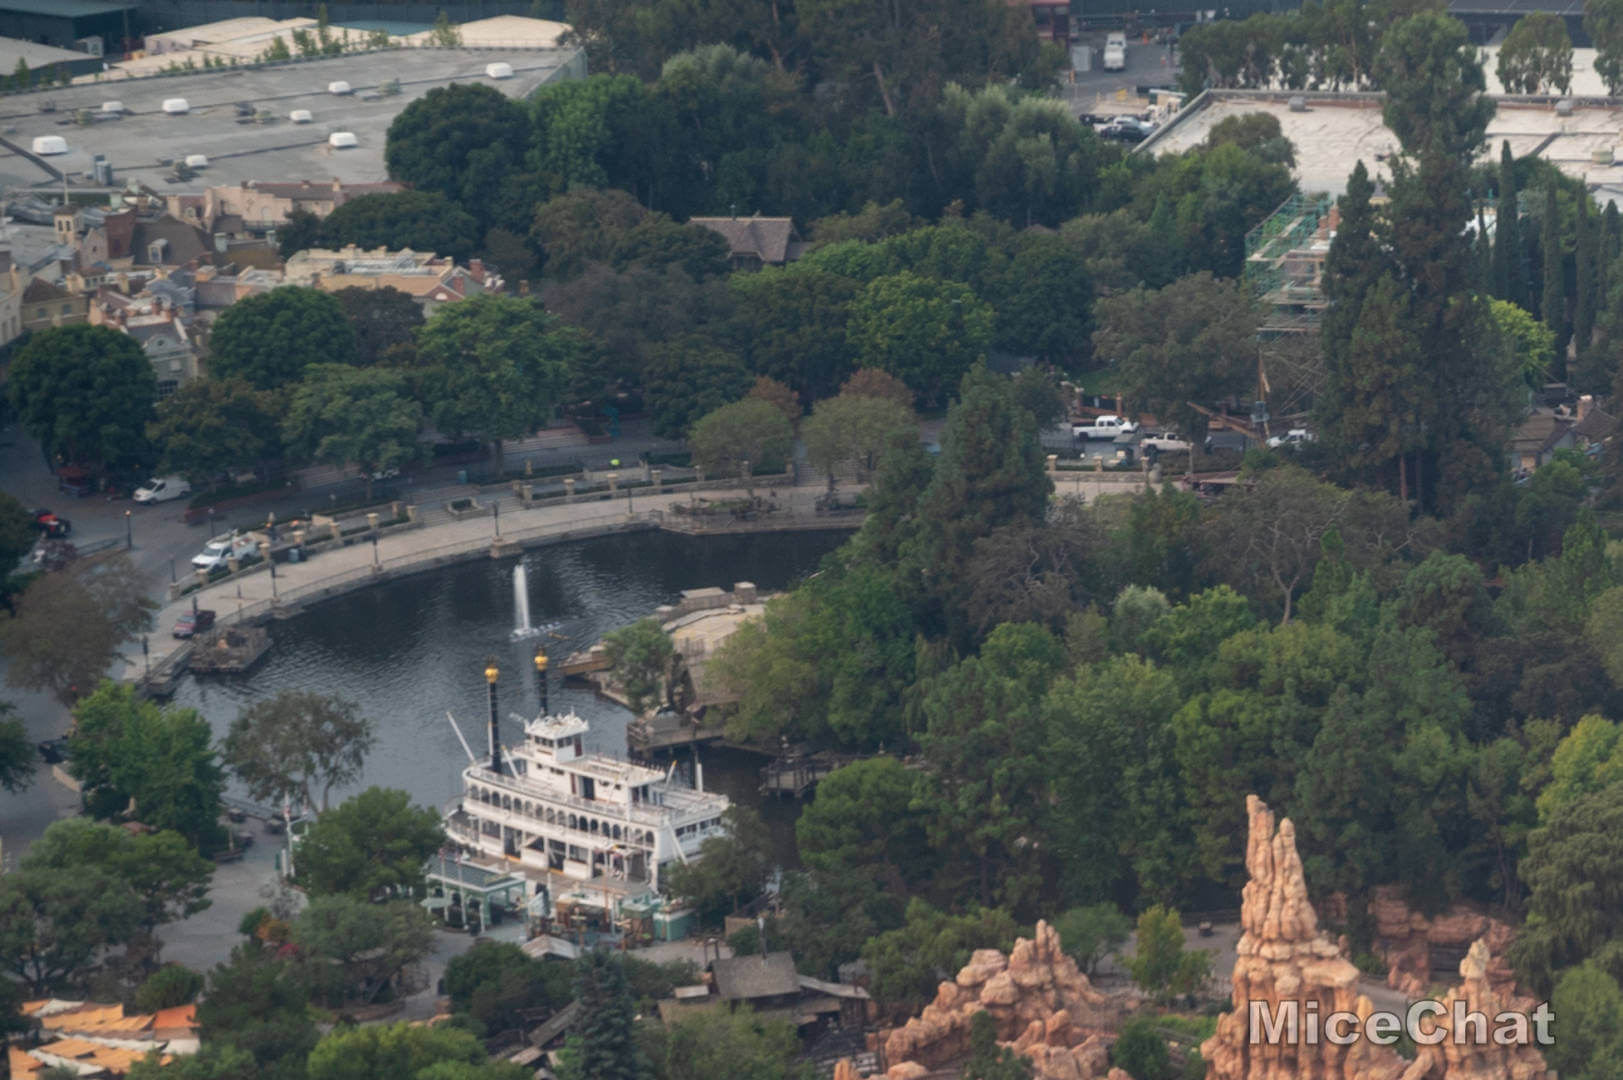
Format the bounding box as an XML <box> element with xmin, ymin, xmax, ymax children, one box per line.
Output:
<box><xmin>492</xmin><ymin>500</ymin><xmax>501</xmax><ymax>540</ymax></box>
<box><xmin>371</xmin><ymin>527</ymin><xmax>379</xmax><ymax>568</ymax></box>
<box><xmin>269</xmin><ymin>553</ymin><xmax>278</xmax><ymax>599</ymax></box>
<box><xmin>141</xmin><ymin>634</ymin><xmax>149</xmax><ymax>677</ymax></box>
<box><xmin>124</xmin><ymin>509</ymin><xmax>132</xmax><ymax>549</ymax></box>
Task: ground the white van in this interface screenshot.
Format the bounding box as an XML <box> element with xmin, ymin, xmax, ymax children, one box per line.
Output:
<box><xmin>133</xmin><ymin>475</ymin><xmax>192</xmax><ymax>504</ymax></box>
<box><xmin>162</xmin><ymin>98</ymin><xmax>190</xmax><ymax>114</ymax></box>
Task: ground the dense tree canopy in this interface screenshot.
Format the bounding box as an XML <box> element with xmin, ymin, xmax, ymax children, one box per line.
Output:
<box><xmin>208</xmin><ymin>287</ymin><xmax>361</xmax><ymax>390</ymax></box>
<box><xmin>7</xmin><ymin>325</ymin><xmax>157</xmax><ymax>469</ymax></box>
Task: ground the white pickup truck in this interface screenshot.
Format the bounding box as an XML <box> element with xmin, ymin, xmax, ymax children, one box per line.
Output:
<box><xmin>1267</xmin><ymin>428</ymin><xmax>1316</xmax><ymax>449</ymax></box>
<box><xmin>1140</xmin><ymin>431</ymin><xmax>1191</xmax><ymax>453</ymax></box>
<box><xmin>1073</xmin><ymin>414</ymin><xmax>1139</xmax><ymax>440</ymax></box>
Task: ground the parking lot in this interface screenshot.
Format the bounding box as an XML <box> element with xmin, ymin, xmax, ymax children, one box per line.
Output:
<box><xmin>0</xmin><ymin>47</ymin><xmax>580</xmax><ymax>191</ymax></box>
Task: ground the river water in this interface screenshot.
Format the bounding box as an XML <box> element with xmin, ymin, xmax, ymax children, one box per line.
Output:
<box><xmin>169</xmin><ymin>530</ymin><xmax>849</xmax><ymax>863</ymax></box>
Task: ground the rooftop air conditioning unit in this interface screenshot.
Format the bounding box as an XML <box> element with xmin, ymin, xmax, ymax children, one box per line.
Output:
<box><xmin>31</xmin><ymin>135</ymin><xmax>68</xmax><ymax>155</ymax></box>
<box><xmin>101</xmin><ymin>100</ymin><xmax>124</xmax><ymax>114</ymax></box>
<box><xmin>184</xmin><ymin>153</ymin><xmax>208</xmax><ymax>168</ymax></box>
<box><xmin>289</xmin><ymin>109</ymin><xmax>313</xmax><ymax>123</ymax></box>
<box><xmin>1556</xmin><ymin>98</ymin><xmax>1575</xmax><ymax>116</ymax></box>
<box><xmin>75</xmin><ymin>36</ymin><xmax>104</xmax><ymax>57</ymax></box>
<box><xmin>486</xmin><ymin>62</ymin><xmax>514</xmax><ymax>79</ymax></box>
<box><xmin>328</xmin><ymin>131</ymin><xmax>358</xmax><ymax>149</ymax></box>
<box><xmin>1594</xmin><ymin>147</ymin><xmax>1615</xmax><ymax>165</ymax></box>
<box><xmin>327</xmin><ymin>80</ymin><xmax>352</xmax><ymax>95</ymax></box>
<box><xmin>162</xmin><ymin>98</ymin><xmax>189</xmax><ymax>115</ymax></box>
<box><xmin>1288</xmin><ymin>96</ymin><xmax>1307</xmax><ymax>112</ymax></box>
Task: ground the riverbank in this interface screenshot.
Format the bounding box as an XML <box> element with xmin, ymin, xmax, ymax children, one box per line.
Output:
<box><xmin>120</xmin><ymin>483</ymin><xmax>863</xmax><ymax>689</ymax></box>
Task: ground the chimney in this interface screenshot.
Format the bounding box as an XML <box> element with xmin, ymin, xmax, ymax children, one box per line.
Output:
<box><xmin>485</xmin><ymin>662</ymin><xmax>504</xmax><ymax>775</ymax></box>
<box><xmin>1579</xmin><ymin>395</ymin><xmax>1594</xmax><ymax>422</ymax></box>
<box><xmin>469</xmin><ymin>258</ymin><xmax>484</xmax><ymax>280</ymax></box>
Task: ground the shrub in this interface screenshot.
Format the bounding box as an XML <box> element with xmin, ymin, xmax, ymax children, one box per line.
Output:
<box><xmin>1111</xmin><ymin>1017</ymin><xmax>1170</xmax><ymax>1080</ymax></box>
<box><xmin>134</xmin><ymin>964</ymin><xmax>205</xmax><ymax>1011</ymax></box>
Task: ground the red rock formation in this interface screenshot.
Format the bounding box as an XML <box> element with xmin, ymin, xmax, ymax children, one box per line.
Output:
<box><xmin>1369</xmin><ymin>887</ymin><xmax>1519</xmax><ymax>1000</ymax></box>
<box><xmin>1202</xmin><ymin>795</ymin><xmax>1552</xmax><ymax>1080</ymax></box>
<box><xmin>879</xmin><ymin>920</ymin><xmax>1119</xmax><ymax>1080</ymax></box>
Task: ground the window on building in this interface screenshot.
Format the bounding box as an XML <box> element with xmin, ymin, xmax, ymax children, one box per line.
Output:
<box><xmin>60</xmin><ymin>303</ymin><xmax>71</xmax><ymax>315</ymax></box>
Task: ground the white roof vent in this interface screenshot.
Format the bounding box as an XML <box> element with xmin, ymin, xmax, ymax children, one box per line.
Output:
<box><xmin>162</xmin><ymin>98</ymin><xmax>189</xmax><ymax>115</ymax></box>
<box><xmin>328</xmin><ymin>131</ymin><xmax>358</xmax><ymax>149</ymax></box>
<box><xmin>184</xmin><ymin>154</ymin><xmax>208</xmax><ymax>169</ymax></box>
<box><xmin>485</xmin><ymin>62</ymin><xmax>514</xmax><ymax>79</ymax></box>
<box><xmin>290</xmin><ymin>109</ymin><xmax>313</xmax><ymax>123</ymax></box>
<box><xmin>1556</xmin><ymin>98</ymin><xmax>1575</xmax><ymax>116</ymax></box>
<box><xmin>101</xmin><ymin>100</ymin><xmax>124</xmax><ymax>114</ymax></box>
<box><xmin>1288</xmin><ymin>96</ymin><xmax>1308</xmax><ymax>112</ymax></box>
<box><xmin>31</xmin><ymin>135</ymin><xmax>68</xmax><ymax>156</ymax></box>
<box><xmin>327</xmin><ymin>80</ymin><xmax>352</xmax><ymax>95</ymax></box>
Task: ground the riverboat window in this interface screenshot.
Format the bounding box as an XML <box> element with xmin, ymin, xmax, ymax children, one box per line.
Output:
<box><xmin>502</xmin><ymin>795</ymin><xmax>511</xmax><ymax>810</ymax></box>
<box><xmin>550</xmin><ymin>767</ymin><xmax>564</xmax><ymax>776</ymax></box>
<box><xmin>612</xmin><ymin>825</ymin><xmax>621</xmax><ymax>840</ymax></box>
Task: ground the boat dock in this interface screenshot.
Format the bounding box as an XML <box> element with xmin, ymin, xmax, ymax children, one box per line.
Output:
<box><xmin>182</xmin><ymin>625</ymin><xmax>272</xmax><ymax>674</ymax></box>
<box><xmin>758</xmin><ymin>750</ymin><xmax>864</xmax><ymax>798</ymax></box>
<box><xmin>628</xmin><ymin>713</ymin><xmax>730</xmax><ymax>752</ymax></box>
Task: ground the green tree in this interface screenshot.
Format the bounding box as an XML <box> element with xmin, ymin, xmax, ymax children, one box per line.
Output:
<box><xmin>384</xmin><ymin>83</ymin><xmax>528</xmax><ymax>229</ymax></box>
<box><xmin>1494</xmin><ymin>142</ymin><xmax>1527</xmax><ymax>307</ymax></box>
<box><xmin>529</xmin><ymin>75</ymin><xmax>666</xmax><ymax>210</ymax></box>
<box><xmin>1549</xmin><ymin>962</ymin><xmax>1623</xmax><ymax>1079</ymax></box>
<box><xmin>729</xmin><ymin>268</ymin><xmax>860</xmax><ymax>402</ymax></box>
<box><xmin>642</xmin><ymin>337</ymin><xmax>752</xmax><ymax>440</ymax></box>
<box><xmin>611</xmin><ymin>217</ymin><xmax>732</xmax><ymax>280</ymax></box>
<box><xmin>1490</xmin><ymin>298</ymin><xmax>1556</xmax><ymax>388</ymax></box>
<box><xmin>530</xmin><ymin>188</ymin><xmax>651</xmax><ymax>279</ymax></box>
<box><xmin>795</xmin><ymin>757</ymin><xmax>935</xmax><ymax>891</ymax></box>
<box><xmin>7</xmin><ymin>324</ymin><xmax>157</xmax><ymax>468</ymax></box>
<box><xmin>282</xmin><ymin>365</ymin><xmax>423</xmax><ymax>500</ymax></box>
<box><xmin>293</xmin><ymin>786</ymin><xmax>446</xmax><ymax>900</ymax></box>
<box><xmin>0</xmin><ymin>492</ymin><xmax>37</xmax><ymax>571</ymax></box>
<box><xmin>443</xmin><ymin>942</ymin><xmax>572</xmax><ymax>1036</ymax></box>
<box><xmin>801</xmin><ymin>393</ymin><xmax>917</xmax><ymax>489</ymax></box>
<box><xmin>134</xmin><ymin>963</ymin><xmax>206</xmax><ymax>1010</ymax></box>
<box><xmin>1053</xmin><ymin>903</ymin><xmax>1133</xmax><ymax>977</ymax></box>
<box><xmin>1535</xmin><ymin>714</ymin><xmax>1623</xmax><ymax>823</ymax></box>
<box><xmin>0</xmin><ymin>554</ymin><xmax>153</xmax><ymax>706</ymax></box>
<box><xmin>687</xmin><ymin>398</ymin><xmax>794</xmax><ymax>481</ymax></box>
<box><xmin>602</xmin><ymin>618</ymin><xmax>675</xmax><ymax>714</ymax></box>
<box><xmin>840</xmin><ymin>367</ymin><xmax>917</xmax><ymax>409</ymax></box>
<box><xmin>1588</xmin><ymin>0</ymin><xmax>1623</xmax><ymax>95</ymax></box>
<box><xmin>1127</xmin><ymin>905</ymin><xmax>1211</xmax><ymax>1003</ymax></box>
<box><xmin>318</xmin><ymin>191</ymin><xmax>480</xmax><ymax>262</ymax></box>
<box><xmin>148</xmin><ymin>378</ymin><xmax>281</xmax><ymax>488</ymax></box>
<box><xmin>665</xmin><ymin>806</ymin><xmax>774</xmax><ymax>922</ymax></box>
<box><xmin>1509</xmin><ymin>781</ymin><xmax>1623</xmax><ymax>995</ymax></box>
<box><xmin>196</xmin><ymin>944</ymin><xmax>318</xmax><ymax>1080</ymax></box>
<box><xmin>846</xmin><ymin>271</ymin><xmax>994</xmax><ymax>406</ymax></box>
<box><xmin>277</xmin><ymin>208</ymin><xmax>324</xmax><ymax>259</ymax></box>
<box><xmin>128</xmin><ymin>1044</ymin><xmax>258</xmax><ymax>1080</ymax></box>
<box><xmin>1542</xmin><ymin>183</ymin><xmax>1568</xmax><ymax>352</ymax></box>
<box><xmin>1577</xmin><ymin>190</ymin><xmax>1599</xmax><ymax>360</ymax></box>
<box><xmin>1375</xmin><ymin>12</ymin><xmax>1495</xmax><ymax>162</ymax></box>
<box><xmin>558</xmin><ymin>950</ymin><xmax>644</xmax><ymax>1080</ymax></box>
<box><xmin>1111</xmin><ymin>1018</ymin><xmax>1172</xmax><ymax>1080</ymax></box>
<box><xmin>648</xmin><ymin>1005</ymin><xmax>812</xmax><ymax>1080</ymax></box>
<box><xmin>414</xmin><ymin>296</ymin><xmax>586</xmax><ymax>465</ymax></box>
<box><xmin>292</xmin><ymin>897</ymin><xmax>434</xmax><ymax>1006</ymax></box>
<box><xmin>1497</xmin><ymin>13</ymin><xmax>1574</xmax><ymax>93</ymax></box>
<box><xmin>962</xmin><ymin>1010</ymin><xmax>1033</xmax><ymax>1080</ymax></box>
<box><xmin>208</xmin><ymin>287</ymin><xmax>360</xmax><ymax>390</ymax></box>
<box><xmin>860</xmin><ymin>900</ymin><xmax>1021</xmax><ymax>1020</ymax></box>
<box><xmin>0</xmin><ymin>864</ymin><xmax>142</xmax><ymax>992</ymax></box>
<box><xmin>66</xmin><ymin>684</ymin><xmax>226</xmax><ymax>852</ymax></box>
<box><xmin>1092</xmin><ymin>272</ymin><xmax>1261</xmax><ymax>445</ymax></box>
<box><xmin>934</xmin><ymin>85</ymin><xmax>1098</xmax><ymax>226</ymax></box>
<box><xmin>22</xmin><ymin>818</ymin><xmax>213</xmax><ymax>938</ymax></box>
<box><xmin>224</xmin><ymin>691</ymin><xmax>376</xmax><ymax>816</ymax></box>
<box><xmin>307</xmin><ymin>1022</ymin><xmax>524</xmax><ymax>1080</ymax></box>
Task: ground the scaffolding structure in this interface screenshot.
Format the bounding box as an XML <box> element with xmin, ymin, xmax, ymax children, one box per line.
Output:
<box><xmin>1244</xmin><ymin>192</ymin><xmax>1335</xmax><ymax>332</ymax></box>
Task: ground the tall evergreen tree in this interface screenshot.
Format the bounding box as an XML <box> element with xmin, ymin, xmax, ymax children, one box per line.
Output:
<box><xmin>559</xmin><ymin>951</ymin><xmax>644</xmax><ymax>1080</ymax></box>
<box><xmin>1319</xmin><ymin>161</ymin><xmax>1392</xmax><ymax>469</ymax></box>
<box><xmin>1542</xmin><ymin>183</ymin><xmax>1568</xmax><ymax>368</ymax></box>
<box><xmin>1476</xmin><ymin>203</ymin><xmax>1494</xmax><ymax>293</ymax></box>
<box><xmin>1339</xmin><ymin>273</ymin><xmax>1425</xmax><ymax>498</ymax></box>
<box><xmin>1493</xmin><ymin>142</ymin><xmax>1526</xmax><ymax>307</ymax></box>
<box><xmin>1575</xmin><ymin>192</ymin><xmax>1598</xmax><ymax>356</ymax></box>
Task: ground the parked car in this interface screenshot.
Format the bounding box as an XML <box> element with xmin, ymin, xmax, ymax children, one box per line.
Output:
<box><xmin>1073</xmin><ymin>414</ymin><xmax>1140</xmax><ymax>440</ymax></box>
<box><xmin>1267</xmin><ymin>428</ymin><xmax>1316</xmax><ymax>449</ymax></box>
<box><xmin>1204</xmin><ymin>431</ymin><xmax>1251</xmax><ymax>454</ymax></box>
<box><xmin>1140</xmin><ymin>431</ymin><xmax>1191</xmax><ymax>453</ymax></box>
<box><xmin>1100</xmin><ymin>117</ymin><xmax>1152</xmax><ymax>143</ymax></box>
<box><xmin>30</xmin><ymin>507</ymin><xmax>70</xmax><ymax>537</ymax></box>
<box><xmin>36</xmin><ymin>736</ymin><xmax>68</xmax><ymax>764</ymax></box>
<box><xmin>133</xmin><ymin>475</ymin><xmax>192</xmax><ymax>504</ymax></box>
<box><xmin>173</xmin><ymin>609</ymin><xmax>217</xmax><ymax>638</ymax></box>
<box><xmin>191</xmin><ymin>532</ymin><xmax>259</xmax><ymax>571</ymax></box>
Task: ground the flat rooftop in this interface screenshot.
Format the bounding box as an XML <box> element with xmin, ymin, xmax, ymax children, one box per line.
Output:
<box><xmin>1140</xmin><ymin>89</ymin><xmax>1623</xmax><ymax>199</ymax></box>
<box><xmin>0</xmin><ymin>47</ymin><xmax>578</xmax><ymax>192</ymax></box>
<box><xmin>0</xmin><ymin>36</ymin><xmax>98</xmax><ymax>71</ymax></box>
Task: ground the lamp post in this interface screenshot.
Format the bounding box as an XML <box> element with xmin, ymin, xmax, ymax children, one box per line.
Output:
<box><xmin>124</xmin><ymin>508</ymin><xmax>132</xmax><ymax>549</ymax></box>
<box><xmin>533</xmin><ymin>646</ymin><xmax>549</xmax><ymax>716</ymax></box>
<box><xmin>141</xmin><ymin>634</ymin><xmax>149</xmax><ymax>677</ymax></box>
<box><xmin>492</xmin><ymin>500</ymin><xmax>501</xmax><ymax>540</ymax></box>
<box><xmin>371</xmin><ymin>526</ymin><xmax>379</xmax><ymax>568</ymax></box>
<box><xmin>485</xmin><ymin>660</ymin><xmax>503</xmax><ymax>775</ymax></box>
<box><xmin>269</xmin><ymin>552</ymin><xmax>278</xmax><ymax>599</ymax></box>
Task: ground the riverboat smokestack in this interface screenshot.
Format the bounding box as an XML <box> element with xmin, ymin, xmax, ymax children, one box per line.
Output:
<box><xmin>485</xmin><ymin>661</ymin><xmax>503</xmax><ymax>775</ymax></box>
<box><xmin>533</xmin><ymin>647</ymin><xmax>549</xmax><ymax>716</ymax></box>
